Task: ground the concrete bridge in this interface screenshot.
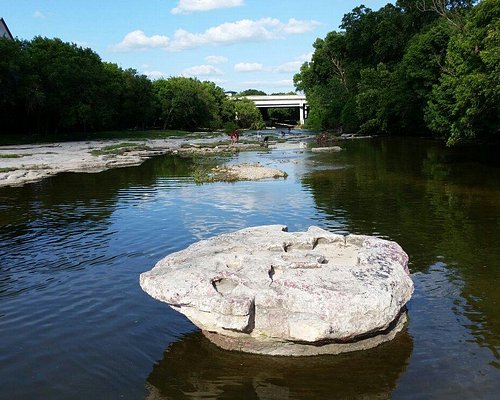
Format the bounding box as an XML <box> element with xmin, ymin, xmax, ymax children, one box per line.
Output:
<box><xmin>245</xmin><ymin>95</ymin><xmax>309</xmax><ymax>125</ymax></box>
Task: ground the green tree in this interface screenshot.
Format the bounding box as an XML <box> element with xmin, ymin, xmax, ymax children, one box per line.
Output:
<box><xmin>20</xmin><ymin>37</ymin><xmax>110</xmax><ymax>134</ymax></box>
<box><xmin>415</xmin><ymin>0</ymin><xmax>477</xmax><ymax>30</ymax></box>
<box><xmin>293</xmin><ymin>0</ymin><xmax>493</xmax><ymax>145</ymax></box>
<box><xmin>396</xmin><ymin>0</ymin><xmax>440</xmax><ymax>32</ymax></box>
<box><xmin>220</xmin><ymin>97</ymin><xmax>237</xmax><ymax>126</ymax></box>
<box><xmin>396</xmin><ymin>19</ymin><xmax>452</xmax><ymax>133</ymax></box>
<box><xmin>425</xmin><ymin>0</ymin><xmax>499</xmax><ymax>144</ymax></box>
<box><xmin>121</xmin><ymin>68</ymin><xmax>155</xmax><ymax>130</ymax></box>
<box><xmin>0</xmin><ymin>38</ymin><xmax>24</xmax><ymax>134</ymax></box>
<box><xmin>238</xmin><ymin>89</ymin><xmax>267</xmax><ymax>96</ymax></box>
<box><xmin>153</xmin><ymin>77</ymin><xmax>216</xmax><ymax>131</ymax></box>
<box><xmin>100</xmin><ymin>64</ymin><xmax>156</xmax><ymax>130</ymax></box>
<box><xmin>295</xmin><ymin>3</ymin><xmax>418</xmax><ymax>133</ymax></box>
<box><xmin>294</xmin><ymin>32</ymin><xmax>352</xmax><ymax>130</ymax></box>
<box><xmin>98</xmin><ymin>62</ymin><xmax>125</xmax><ymax>129</ymax></box>
<box><xmin>1</xmin><ymin>37</ymin><xmax>157</xmax><ymax>137</ymax></box>
<box><xmin>268</xmin><ymin>108</ymin><xmax>299</xmax><ymax>123</ymax></box>
<box><xmin>340</xmin><ymin>4</ymin><xmax>411</xmax><ymax>67</ymax></box>
<box><xmin>356</xmin><ymin>64</ymin><xmax>397</xmax><ymax>133</ymax></box>
<box><xmin>201</xmin><ymin>81</ymin><xmax>230</xmax><ymax>129</ymax></box>
<box><xmin>233</xmin><ymin>98</ymin><xmax>265</xmax><ymax>129</ymax></box>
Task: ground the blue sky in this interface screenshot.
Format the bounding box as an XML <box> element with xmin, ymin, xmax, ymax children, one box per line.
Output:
<box><xmin>2</xmin><ymin>0</ymin><xmax>392</xmax><ymax>94</ymax></box>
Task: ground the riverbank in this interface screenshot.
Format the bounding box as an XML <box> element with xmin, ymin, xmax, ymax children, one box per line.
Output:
<box><xmin>0</xmin><ymin>135</ymin><xmax>282</xmax><ymax>187</ymax></box>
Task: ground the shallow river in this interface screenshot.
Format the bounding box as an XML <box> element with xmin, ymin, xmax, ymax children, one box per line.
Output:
<box><xmin>1</xmin><ymin>135</ymin><xmax>499</xmax><ymax>399</ymax></box>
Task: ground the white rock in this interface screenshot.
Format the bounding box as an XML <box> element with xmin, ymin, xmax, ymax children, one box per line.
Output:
<box><xmin>216</xmin><ymin>163</ymin><xmax>287</xmax><ymax>181</ymax></box>
<box><xmin>140</xmin><ymin>225</ymin><xmax>413</xmax><ymax>356</ymax></box>
<box><xmin>311</xmin><ymin>146</ymin><xmax>343</xmax><ymax>152</ymax></box>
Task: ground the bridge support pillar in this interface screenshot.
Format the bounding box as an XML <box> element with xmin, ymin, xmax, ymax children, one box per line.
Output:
<box><xmin>299</xmin><ymin>104</ymin><xmax>306</xmax><ymax>125</ymax></box>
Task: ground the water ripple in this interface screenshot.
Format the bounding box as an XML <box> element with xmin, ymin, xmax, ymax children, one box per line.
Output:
<box><xmin>1</xmin><ymin>139</ymin><xmax>500</xmax><ymax>399</ymax></box>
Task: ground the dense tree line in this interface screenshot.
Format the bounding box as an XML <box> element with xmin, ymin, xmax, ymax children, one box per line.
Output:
<box><xmin>294</xmin><ymin>0</ymin><xmax>499</xmax><ymax>145</ymax></box>
<box><xmin>0</xmin><ymin>37</ymin><xmax>264</xmax><ymax>138</ymax></box>
<box><xmin>0</xmin><ymin>37</ymin><xmax>156</xmax><ymax>135</ymax></box>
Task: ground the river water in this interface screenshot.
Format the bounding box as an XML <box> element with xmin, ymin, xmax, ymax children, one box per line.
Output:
<box><xmin>0</xmin><ymin>135</ymin><xmax>499</xmax><ymax>399</ymax></box>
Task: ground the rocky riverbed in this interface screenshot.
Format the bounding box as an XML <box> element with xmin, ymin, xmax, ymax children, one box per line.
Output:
<box><xmin>0</xmin><ymin>137</ymin><xmax>283</xmax><ymax>187</ymax></box>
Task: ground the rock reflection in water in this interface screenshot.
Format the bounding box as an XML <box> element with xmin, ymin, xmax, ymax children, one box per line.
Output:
<box><xmin>146</xmin><ymin>329</ymin><xmax>413</xmax><ymax>399</ymax></box>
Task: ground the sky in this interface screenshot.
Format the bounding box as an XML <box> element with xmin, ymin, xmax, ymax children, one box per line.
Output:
<box><xmin>1</xmin><ymin>0</ymin><xmax>392</xmax><ymax>94</ymax></box>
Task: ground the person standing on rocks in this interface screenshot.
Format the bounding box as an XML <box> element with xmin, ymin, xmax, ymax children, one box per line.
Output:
<box><xmin>230</xmin><ymin>129</ymin><xmax>239</xmax><ymax>145</ymax></box>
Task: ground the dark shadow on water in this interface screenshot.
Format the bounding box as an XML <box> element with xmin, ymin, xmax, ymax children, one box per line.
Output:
<box><xmin>146</xmin><ymin>329</ymin><xmax>413</xmax><ymax>399</ymax></box>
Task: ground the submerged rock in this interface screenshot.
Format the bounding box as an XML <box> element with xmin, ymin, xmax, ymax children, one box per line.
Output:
<box><xmin>140</xmin><ymin>225</ymin><xmax>413</xmax><ymax>356</ymax></box>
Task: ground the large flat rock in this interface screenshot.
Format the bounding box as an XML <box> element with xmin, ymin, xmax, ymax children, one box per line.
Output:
<box><xmin>140</xmin><ymin>225</ymin><xmax>413</xmax><ymax>356</ymax></box>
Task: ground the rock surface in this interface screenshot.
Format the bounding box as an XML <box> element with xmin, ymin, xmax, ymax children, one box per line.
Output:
<box><xmin>311</xmin><ymin>146</ymin><xmax>343</xmax><ymax>152</ymax></box>
<box><xmin>0</xmin><ymin>138</ymin><xmax>288</xmax><ymax>187</ymax></box>
<box><xmin>213</xmin><ymin>163</ymin><xmax>287</xmax><ymax>181</ymax></box>
<box><xmin>0</xmin><ymin>140</ymin><xmax>179</xmax><ymax>187</ymax></box>
<box><xmin>140</xmin><ymin>225</ymin><xmax>413</xmax><ymax>356</ymax></box>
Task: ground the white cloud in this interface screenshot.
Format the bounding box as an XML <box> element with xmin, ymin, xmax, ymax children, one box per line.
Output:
<box><xmin>168</xmin><ymin>18</ymin><xmax>319</xmax><ymax>51</ymax></box>
<box><xmin>234</xmin><ymin>53</ymin><xmax>312</xmax><ymax>75</ymax></box>
<box><xmin>282</xmin><ymin>18</ymin><xmax>321</xmax><ymax>34</ymax></box>
<box><xmin>33</xmin><ymin>11</ymin><xmax>47</xmax><ymax>19</ymax></box>
<box><xmin>182</xmin><ymin>64</ymin><xmax>223</xmax><ymax>76</ymax></box>
<box><xmin>273</xmin><ymin>54</ymin><xmax>312</xmax><ymax>72</ymax></box>
<box><xmin>234</xmin><ymin>62</ymin><xmax>264</xmax><ymax>72</ymax></box>
<box><xmin>113</xmin><ymin>18</ymin><xmax>319</xmax><ymax>52</ymax></box>
<box><xmin>297</xmin><ymin>52</ymin><xmax>314</xmax><ymax>62</ymax></box>
<box><xmin>171</xmin><ymin>0</ymin><xmax>244</xmax><ymax>15</ymax></box>
<box><xmin>273</xmin><ymin>61</ymin><xmax>302</xmax><ymax>73</ymax></box>
<box><xmin>168</xmin><ymin>18</ymin><xmax>279</xmax><ymax>51</ymax></box>
<box><xmin>113</xmin><ymin>30</ymin><xmax>170</xmax><ymax>51</ymax></box>
<box><xmin>276</xmin><ymin>79</ymin><xmax>295</xmax><ymax>87</ymax></box>
<box><xmin>205</xmin><ymin>55</ymin><xmax>228</xmax><ymax>64</ymax></box>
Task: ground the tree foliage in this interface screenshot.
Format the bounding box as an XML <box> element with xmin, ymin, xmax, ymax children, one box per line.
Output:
<box><xmin>238</xmin><ymin>89</ymin><xmax>267</xmax><ymax>96</ymax></box>
<box><xmin>425</xmin><ymin>0</ymin><xmax>499</xmax><ymax>144</ymax></box>
<box><xmin>0</xmin><ymin>37</ymin><xmax>242</xmax><ymax>138</ymax></box>
<box><xmin>154</xmin><ymin>77</ymin><xmax>216</xmax><ymax>131</ymax></box>
<box><xmin>233</xmin><ymin>98</ymin><xmax>265</xmax><ymax>130</ymax></box>
<box><xmin>268</xmin><ymin>107</ymin><xmax>299</xmax><ymax>123</ymax></box>
<box><xmin>294</xmin><ymin>0</ymin><xmax>497</xmax><ymax>145</ymax></box>
<box><xmin>0</xmin><ymin>37</ymin><xmax>158</xmax><ymax>136</ymax></box>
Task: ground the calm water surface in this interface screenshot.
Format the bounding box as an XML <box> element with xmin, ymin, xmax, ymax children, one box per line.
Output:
<box><xmin>0</xmin><ymin>135</ymin><xmax>499</xmax><ymax>399</ymax></box>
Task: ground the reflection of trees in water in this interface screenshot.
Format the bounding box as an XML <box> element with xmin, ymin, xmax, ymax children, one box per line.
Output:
<box><xmin>146</xmin><ymin>330</ymin><xmax>413</xmax><ymax>399</ymax></box>
<box><xmin>0</xmin><ymin>155</ymin><xmax>193</xmax><ymax>297</ymax></box>
<box><xmin>0</xmin><ymin>155</ymin><xmax>193</xmax><ymax>230</ymax></box>
<box><xmin>300</xmin><ymin>137</ymin><xmax>500</xmax><ymax>362</ymax></box>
